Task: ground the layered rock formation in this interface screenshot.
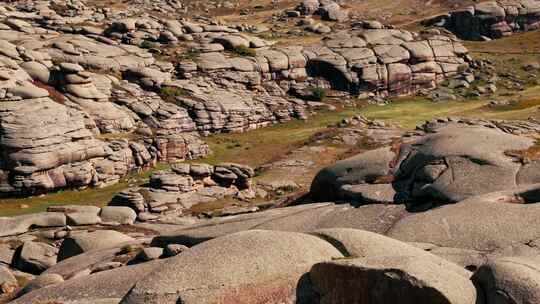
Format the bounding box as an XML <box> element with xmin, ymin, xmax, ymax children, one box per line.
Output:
<box><xmin>425</xmin><ymin>0</ymin><xmax>540</xmax><ymax>40</ymax></box>
<box><xmin>110</xmin><ymin>162</ymin><xmax>259</xmax><ymax>216</ymax></box>
<box><xmin>177</xmin><ymin>26</ymin><xmax>469</xmax><ymax>98</ymax></box>
<box><xmin>291</xmin><ymin>0</ymin><xmax>349</xmax><ymax>22</ymax></box>
<box><xmin>0</xmin><ymin>43</ymin><xmax>207</xmax><ymax>194</ymax></box>
<box><xmin>0</xmin><ymin>0</ymin><xmax>472</xmax><ymax>194</ymax></box>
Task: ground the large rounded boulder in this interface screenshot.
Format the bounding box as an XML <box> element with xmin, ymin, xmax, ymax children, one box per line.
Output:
<box><xmin>388</xmin><ymin>185</ymin><xmax>540</xmax><ymax>251</ymax></box>
<box><xmin>472</xmin><ymin>256</ymin><xmax>540</xmax><ymax>304</ymax></box>
<box><xmin>310</xmin><ymin>256</ymin><xmax>479</xmax><ymax>304</ymax></box>
<box><xmin>311</xmin><ymin>123</ymin><xmax>537</xmax><ymax>204</ymax></box>
<box><xmin>58</xmin><ymin>230</ymin><xmax>134</xmax><ymax>261</ymax></box>
<box><xmin>120</xmin><ymin>230</ymin><xmax>343</xmax><ymax>304</ymax></box>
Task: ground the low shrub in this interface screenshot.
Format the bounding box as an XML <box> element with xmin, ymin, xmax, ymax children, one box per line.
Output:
<box><xmin>180</xmin><ymin>48</ymin><xmax>201</xmax><ymax>60</ymax></box>
<box><xmin>233</xmin><ymin>45</ymin><xmax>256</xmax><ymax>57</ymax></box>
<box><xmin>160</xmin><ymin>86</ymin><xmax>186</xmax><ymax>98</ymax></box>
<box><xmin>310</xmin><ymin>87</ymin><xmax>327</xmax><ymax>101</ymax></box>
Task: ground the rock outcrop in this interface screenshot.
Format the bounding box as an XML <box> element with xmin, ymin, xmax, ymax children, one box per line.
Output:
<box><xmin>0</xmin><ymin>0</ymin><xmax>473</xmax><ymax>195</ymax></box>
<box><xmin>110</xmin><ymin>162</ymin><xmax>258</xmax><ymax>217</ymax></box>
<box><xmin>0</xmin><ymin>39</ymin><xmax>207</xmax><ymax>194</ymax></box>
<box><xmin>311</xmin><ymin>118</ymin><xmax>540</xmax><ymax>204</ymax></box>
<box><xmin>425</xmin><ymin>0</ymin><xmax>540</xmax><ymax>40</ymax></box>
<box><xmin>291</xmin><ymin>0</ymin><xmax>349</xmax><ymax>22</ymax></box>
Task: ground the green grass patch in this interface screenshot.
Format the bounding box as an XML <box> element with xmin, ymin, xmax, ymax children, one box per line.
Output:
<box><xmin>179</xmin><ymin>48</ymin><xmax>201</xmax><ymax>61</ymax></box>
<box><xmin>196</xmin><ymin>98</ymin><xmax>488</xmax><ymax>166</ymax></box>
<box><xmin>0</xmin><ymin>163</ymin><xmax>170</xmax><ymax>217</ymax></box>
<box><xmin>140</xmin><ymin>40</ymin><xmax>157</xmax><ymax>49</ymax></box>
<box><xmin>160</xmin><ymin>86</ymin><xmax>187</xmax><ymax>98</ymax></box>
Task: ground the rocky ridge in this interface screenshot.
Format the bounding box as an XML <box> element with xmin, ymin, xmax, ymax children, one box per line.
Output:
<box><xmin>0</xmin><ymin>0</ymin><xmax>471</xmax><ymax>194</ymax></box>
<box><xmin>425</xmin><ymin>0</ymin><xmax>540</xmax><ymax>40</ymax></box>
<box><xmin>6</xmin><ymin>1</ymin><xmax>540</xmax><ymax>303</ymax></box>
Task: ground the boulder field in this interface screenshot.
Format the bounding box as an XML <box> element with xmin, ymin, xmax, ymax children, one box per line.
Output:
<box><xmin>0</xmin><ymin>0</ymin><xmax>470</xmax><ymax>194</ymax></box>
<box><xmin>3</xmin><ymin>119</ymin><xmax>540</xmax><ymax>304</ymax></box>
<box><xmin>4</xmin><ymin>0</ymin><xmax>540</xmax><ymax>303</ymax></box>
<box><xmin>425</xmin><ymin>0</ymin><xmax>540</xmax><ymax>40</ymax></box>
<box><xmin>5</xmin><ymin>139</ymin><xmax>540</xmax><ymax>303</ymax></box>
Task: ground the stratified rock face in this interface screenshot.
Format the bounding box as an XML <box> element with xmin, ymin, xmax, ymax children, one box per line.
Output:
<box><xmin>170</xmin><ymin>28</ymin><xmax>468</xmax><ymax>133</ymax></box>
<box><xmin>0</xmin><ymin>90</ymin><xmax>150</xmax><ymax>194</ymax></box>
<box><xmin>311</xmin><ymin>118</ymin><xmax>539</xmax><ymax>203</ymax></box>
<box><xmin>110</xmin><ymin>162</ymin><xmax>256</xmax><ymax>216</ymax></box>
<box><xmin>305</xmin><ymin>29</ymin><xmax>468</xmax><ymax>96</ymax></box>
<box><xmin>425</xmin><ymin>0</ymin><xmax>540</xmax><ymax>40</ymax></box>
<box><xmin>180</xmin><ymin>28</ymin><xmax>469</xmax><ymax>99</ymax></box>
<box><xmin>0</xmin><ymin>42</ymin><xmax>206</xmax><ymax>194</ymax></box>
<box><xmin>0</xmin><ymin>1</ymin><xmax>469</xmax><ymax>194</ymax></box>
<box><xmin>0</xmin><ymin>49</ymin><xmax>107</xmax><ymax>193</ymax></box>
<box><xmin>294</xmin><ymin>0</ymin><xmax>349</xmax><ymax>22</ymax></box>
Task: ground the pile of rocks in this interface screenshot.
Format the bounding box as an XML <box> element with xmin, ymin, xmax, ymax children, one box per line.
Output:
<box><xmin>110</xmin><ymin>162</ymin><xmax>259</xmax><ymax>217</ymax></box>
<box><xmin>425</xmin><ymin>0</ymin><xmax>540</xmax><ymax>40</ymax></box>
<box><xmin>0</xmin><ymin>0</ymin><xmax>469</xmax><ymax>196</ymax></box>
<box><xmin>287</xmin><ymin>0</ymin><xmax>349</xmax><ymax>22</ymax></box>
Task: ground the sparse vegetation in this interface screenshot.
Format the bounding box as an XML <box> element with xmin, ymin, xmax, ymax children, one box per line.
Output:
<box><xmin>310</xmin><ymin>87</ymin><xmax>327</xmax><ymax>101</ymax></box>
<box><xmin>179</xmin><ymin>48</ymin><xmax>201</xmax><ymax>61</ymax></box>
<box><xmin>159</xmin><ymin>86</ymin><xmax>187</xmax><ymax>103</ymax></box>
<box><xmin>505</xmin><ymin>140</ymin><xmax>540</xmax><ymax>163</ymax></box>
<box><xmin>140</xmin><ymin>40</ymin><xmax>158</xmax><ymax>49</ymax></box>
<box><xmin>232</xmin><ymin>45</ymin><xmax>256</xmax><ymax>57</ymax></box>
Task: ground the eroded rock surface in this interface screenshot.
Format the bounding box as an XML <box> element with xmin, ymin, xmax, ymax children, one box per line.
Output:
<box><xmin>311</xmin><ymin>118</ymin><xmax>540</xmax><ymax>203</ymax></box>
<box><xmin>425</xmin><ymin>0</ymin><xmax>540</xmax><ymax>40</ymax></box>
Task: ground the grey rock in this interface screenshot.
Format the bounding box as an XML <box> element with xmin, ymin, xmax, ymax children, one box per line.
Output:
<box><xmin>66</xmin><ymin>212</ymin><xmax>102</xmax><ymax>226</ymax></box>
<box><xmin>472</xmin><ymin>256</ymin><xmax>540</xmax><ymax>304</ymax></box>
<box><xmin>388</xmin><ymin>185</ymin><xmax>540</xmax><ymax>251</ymax></box>
<box><xmin>312</xmin><ymin>228</ymin><xmax>470</xmax><ymax>278</ymax></box>
<box><xmin>11</xmin><ymin>260</ymin><xmax>165</xmax><ymax>304</ymax></box>
<box><xmin>0</xmin><ymin>212</ymin><xmax>66</xmax><ymax>236</ymax></box>
<box><xmin>58</xmin><ymin>230</ymin><xmax>134</xmax><ymax>261</ymax></box>
<box><xmin>163</xmin><ymin>244</ymin><xmax>189</xmax><ymax>257</ymax></box>
<box><xmin>121</xmin><ymin>230</ymin><xmax>343</xmax><ymax>303</ymax></box>
<box><xmin>19</xmin><ymin>273</ymin><xmax>64</xmax><ymax>295</ymax></box>
<box><xmin>100</xmin><ymin>207</ymin><xmax>137</xmax><ymax>225</ymax></box>
<box><xmin>134</xmin><ymin>247</ymin><xmax>163</xmax><ymax>261</ymax></box>
<box><xmin>13</xmin><ymin>241</ymin><xmax>58</xmax><ymax>275</ymax></box>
